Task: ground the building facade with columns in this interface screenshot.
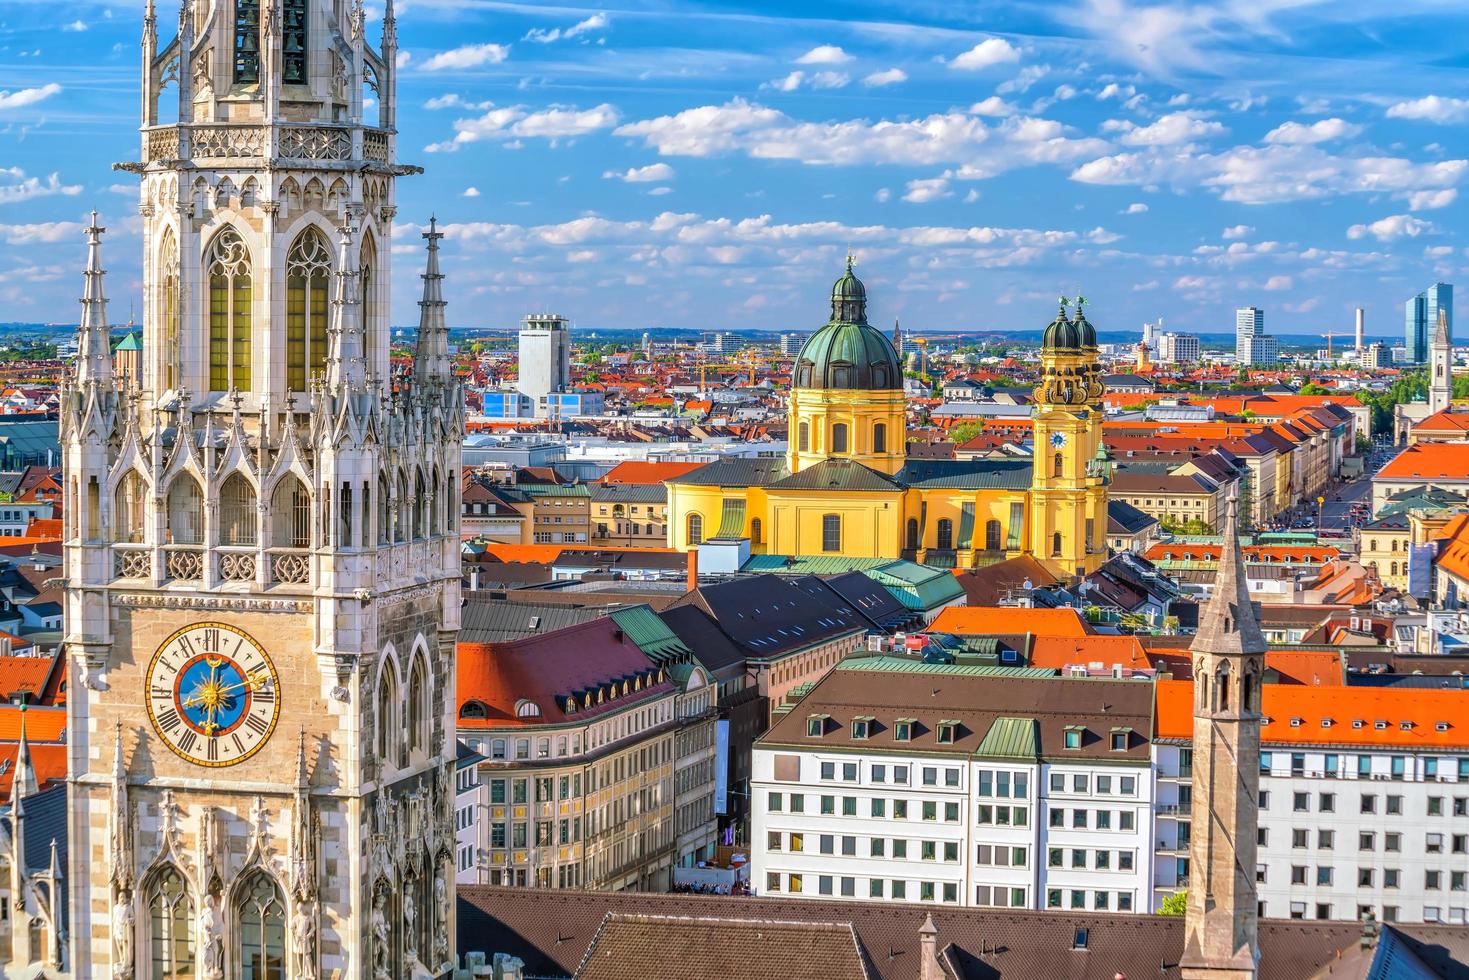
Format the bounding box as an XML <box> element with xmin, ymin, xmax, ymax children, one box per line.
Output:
<box><xmin>63</xmin><ymin>2</ymin><xmax>462</xmax><ymax>978</ymax></box>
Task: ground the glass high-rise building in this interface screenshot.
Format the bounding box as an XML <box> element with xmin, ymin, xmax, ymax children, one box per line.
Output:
<box><xmin>1235</xmin><ymin>307</ymin><xmax>1264</xmax><ymax>364</ymax></box>
<box><xmin>1406</xmin><ymin>282</ymin><xmax>1453</xmax><ymax>363</ymax></box>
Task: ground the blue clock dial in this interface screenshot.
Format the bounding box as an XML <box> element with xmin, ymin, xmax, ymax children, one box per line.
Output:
<box><xmin>147</xmin><ymin>623</ymin><xmax>279</xmax><ymax>767</ymax></box>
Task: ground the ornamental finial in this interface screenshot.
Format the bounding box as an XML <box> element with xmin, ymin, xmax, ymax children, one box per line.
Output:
<box><xmin>1057</xmin><ymin>294</ymin><xmax>1070</xmax><ymax>316</ymax></box>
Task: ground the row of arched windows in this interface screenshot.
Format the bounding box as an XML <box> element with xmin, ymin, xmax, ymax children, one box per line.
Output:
<box><xmin>377</xmin><ymin>648</ymin><xmax>433</xmax><ymax>770</ymax></box>
<box><xmin>158</xmin><ymin>226</ymin><xmax>378</xmax><ymax>395</ymax></box>
<box><xmin>795</xmin><ymin>421</ymin><xmax>888</xmax><ymax>455</ymax></box>
<box><xmin>144</xmin><ymin>866</ymin><xmax>286</xmax><ymax>980</ymax></box>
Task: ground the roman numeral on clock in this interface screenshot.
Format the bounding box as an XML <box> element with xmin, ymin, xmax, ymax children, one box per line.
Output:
<box><xmin>208</xmin><ymin>738</ymin><xmax>219</xmax><ymax>762</ymax></box>
<box><xmin>245</xmin><ymin>714</ymin><xmax>270</xmax><ymax>736</ymax></box>
<box><xmin>150</xmin><ymin>686</ymin><xmax>173</xmax><ymax>699</ymax></box>
<box><xmin>176</xmin><ymin>729</ymin><xmax>197</xmax><ymax>755</ymax></box>
<box><xmin>156</xmin><ymin>709</ymin><xmax>182</xmax><ymax>734</ymax></box>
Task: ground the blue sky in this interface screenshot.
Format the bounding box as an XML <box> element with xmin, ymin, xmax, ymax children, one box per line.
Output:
<box><xmin>0</xmin><ymin>0</ymin><xmax>1466</xmax><ymax>337</ymax></box>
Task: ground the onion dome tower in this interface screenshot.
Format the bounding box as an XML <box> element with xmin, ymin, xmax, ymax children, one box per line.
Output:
<box><xmin>787</xmin><ymin>256</ymin><xmax>906</xmax><ymax>475</ymax></box>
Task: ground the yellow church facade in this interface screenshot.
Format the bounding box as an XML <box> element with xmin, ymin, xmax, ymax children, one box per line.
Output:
<box><xmin>666</xmin><ymin>265</ymin><xmax>1110</xmax><ymax>580</ymax></box>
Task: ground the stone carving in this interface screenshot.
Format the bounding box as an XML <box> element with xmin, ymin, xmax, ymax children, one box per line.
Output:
<box><xmin>292</xmin><ymin>896</ymin><xmax>319</xmax><ymax>980</ymax></box>
<box><xmin>331</xmin><ymin>50</ymin><xmax>348</xmax><ymax>101</ymax></box>
<box><xmin>193</xmin><ymin>48</ymin><xmax>212</xmax><ymax>98</ymax></box>
<box><xmin>403</xmin><ymin>887</ymin><xmax>417</xmax><ymax>959</ymax></box>
<box><xmin>197</xmin><ymin>893</ymin><xmax>225</xmax><ymax>980</ymax></box>
<box><xmin>371</xmin><ymin>890</ymin><xmax>391</xmax><ymax>979</ymax></box>
<box><xmin>433</xmin><ymin>869</ymin><xmax>450</xmax><ymax>964</ymax></box>
<box><xmin>112</xmin><ymin>591</ymin><xmax>313</xmax><ymax>613</ymax></box>
<box><xmin>112</xmin><ymin>892</ymin><xmax>135</xmax><ymax>979</ymax></box>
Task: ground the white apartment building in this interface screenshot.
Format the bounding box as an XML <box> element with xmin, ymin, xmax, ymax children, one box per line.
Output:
<box><xmin>518</xmin><ymin>313</ymin><xmax>573</xmax><ymax>414</ymax></box>
<box><xmin>1154</xmin><ymin>680</ymin><xmax>1469</xmax><ymax>924</ymax></box>
<box><xmin>1156</xmin><ymin>332</ymin><xmax>1201</xmax><ymax>365</ymax></box>
<box><xmin>751</xmin><ymin>661</ymin><xmax>1154</xmax><ymax>912</ymax></box>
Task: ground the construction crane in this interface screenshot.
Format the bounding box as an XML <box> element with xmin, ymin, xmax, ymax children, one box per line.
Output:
<box><xmin>1320</xmin><ymin>332</ymin><xmax>1354</xmax><ymax>361</ymax></box>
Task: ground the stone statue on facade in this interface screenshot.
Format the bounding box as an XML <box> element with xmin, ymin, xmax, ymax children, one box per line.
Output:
<box><xmin>198</xmin><ymin>893</ymin><xmax>225</xmax><ymax>980</ymax></box>
<box><xmin>403</xmin><ymin>887</ymin><xmax>418</xmax><ymax>959</ymax></box>
<box><xmin>433</xmin><ymin>869</ymin><xmax>450</xmax><ymax>964</ymax></box>
<box><xmin>292</xmin><ymin>896</ymin><xmax>319</xmax><ymax>980</ymax></box>
<box><xmin>112</xmin><ymin>891</ymin><xmax>135</xmax><ymax>979</ymax></box>
<box><xmin>371</xmin><ymin>889</ymin><xmax>391</xmax><ymax>979</ymax></box>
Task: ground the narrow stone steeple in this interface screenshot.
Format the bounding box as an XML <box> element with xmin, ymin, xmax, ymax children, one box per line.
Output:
<box><xmin>1430</xmin><ymin>308</ymin><xmax>1453</xmax><ymax>415</ymax></box>
<box><xmin>325</xmin><ymin>223</ymin><xmax>365</xmax><ymax>390</ymax></box>
<box><xmin>12</xmin><ymin>704</ymin><xmax>37</xmax><ymax>801</ymax></box>
<box><xmin>413</xmin><ymin>217</ymin><xmax>451</xmax><ymax>385</ymax></box>
<box><xmin>1181</xmin><ymin>488</ymin><xmax>1264</xmax><ymax>980</ymax></box>
<box><xmin>76</xmin><ymin>213</ymin><xmax>114</xmax><ymax>388</ymax></box>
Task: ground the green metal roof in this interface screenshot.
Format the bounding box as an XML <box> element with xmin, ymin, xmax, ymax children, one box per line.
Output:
<box><xmin>837</xmin><ymin>657</ymin><xmax>1053</xmax><ymax>678</ymax></box>
<box><xmin>767</xmin><ymin>458</ymin><xmax>905</xmax><ymax>493</ymax></box>
<box><xmin>113</xmin><ymin>331</ymin><xmax>142</xmax><ymax>351</ymax></box>
<box><xmin>893</xmin><ymin>458</ymin><xmax>1033</xmax><ymax>490</ymax></box>
<box><xmin>668</xmin><ymin>458</ymin><xmax>789</xmax><ymax>488</ymax></box>
<box><xmin>517</xmin><ymin>484</ymin><xmax>590</xmax><ymax>498</ymax></box>
<box><xmin>608</xmin><ymin>605</ymin><xmax>691</xmax><ymax>665</ymax></box>
<box><xmin>741</xmin><ymin>555</ymin><xmax>890</xmax><ymax>574</ymax></box>
<box><xmin>975</xmin><ymin>716</ymin><xmax>1040</xmax><ymax>760</ymax></box>
<box><xmin>863</xmin><ymin>561</ymin><xmax>966</xmax><ymax>610</ymax></box>
<box><xmin>713</xmin><ymin>498</ymin><xmax>747</xmax><ymax>539</ymax></box>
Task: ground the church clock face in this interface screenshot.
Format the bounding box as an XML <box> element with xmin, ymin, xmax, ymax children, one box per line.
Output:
<box><xmin>146</xmin><ymin>623</ymin><xmax>280</xmax><ymax>768</ymax></box>
<box><xmin>1049</xmin><ymin>432</ymin><xmax>1068</xmax><ymax>448</ymax></box>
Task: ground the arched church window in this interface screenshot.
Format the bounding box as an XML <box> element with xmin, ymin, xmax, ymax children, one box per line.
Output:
<box><xmin>270</xmin><ymin>476</ymin><xmax>312</xmax><ymax>549</ymax></box>
<box><xmin>936</xmin><ymin>519</ymin><xmax>953</xmax><ymax>550</ymax></box>
<box><xmin>159</xmin><ymin>227</ymin><xmax>180</xmax><ymax>392</ymax></box>
<box><xmin>235</xmin><ymin>871</ymin><xmax>286</xmax><ymax>980</ymax></box>
<box><xmin>687</xmin><ymin>513</ymin><xmax>703</xmax><ymax>547</ymax></box>
<box><xmin>115</xmin><ymin>470</ymin><xmax>147</xmax><ymax>544</ymax></box>
<box><xmin>234</xmin><ymin>0</ymin><xmax>262</xmax><ymax>85</ymax></box>
<box><xmin>415</xmin><ymin>470</ymin><xmax>429</xmax><ymax>540</ymax></box>
<box><xmin>798</xmin><ymin>422</ymin><xmax>809</xmax><ymax>453</ymax></box>
<box><xmin>286</xmin><ymin>229</ymin><xmax>332</xmax><ymax>391</ymax></box>
<box><xmin>832</xmin><ymin>423</ymin><xmax>849</xmax><ymax>454</ymax></box>
<box><xmin>1214</xmin><ymin>663</ymin><xmax>1231</xmax><ymax>712</ymax></box>
<box><xmin>873</xmin><ymin>423</ymin><xmax>887</xmax><ymax>454</ymax></box>
<box><xmin>985</xmin><ymin>520</ymin><xmax>1002</xmax><ymax>551</ymax></box>
<box><xmin>282</xmin><ymin>0</ymin><xmax>309</xmax><ymax>85</ymax></box>
<box><xmin>165</xmin><ymin>477</ymin><xmax>204</xmax><ymax>546</ymax></box>
<box><xmin>207</xmin><ymin>229</ymin><xmax>252</xmax><ymax>392</ymax></box>
<box><xmin>1053</xmin><ymin>453</ymin><xmax>1064</xmax><ymax>479</ymax></box>
<box><xmin>1051</xmin><ymin>532</ymin><xmax>1062</xmax><ymax>557</ymax></box>
<box><xmin>408</xmin><ymin>654</ymin><xmax>428</xmax><ymax>755</ymax></box>
<box><xmin>377</xmin><ymin>473</ymin><xmax>390</xmax><ymax>546</ymax></box>
<box><xmin>906</xmin><ymin>518</ymin><xmax>919</xmax><ymax>551</ymax></box>
<box><xmin>219</xmin><ymin>473</ymin><xmax>258</xmax><ymax>546</ymax></box>
<box><xmin>377</xmin><ymin>660</ymin><xmax>399</xmax><ymax>765</ymax></box>
<box><xmin>396</xmin><ymin>472</ymin><xmax>411</xmax><ymax>544</ymax></box>
<box><xmin>148</xmin><ymin>866</ymin><xmax>195</xmax><ymax>979</ymax></box>
<box><xmin>831</xmin><ymin>364</ymin><xmax>852</xmax><ymax>388</ymax></box>
<box><xmin>360</xmin><ymin>233</ymin><xmax>378</xmax><ymax>372</ymax></box>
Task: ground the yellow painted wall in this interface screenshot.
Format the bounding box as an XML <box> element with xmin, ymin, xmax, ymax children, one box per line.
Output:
<box><xmin>764</xmin><ymin>489</ymin><xmax>904</xmax><ymax>558</ymax></box>
<box><xmin>787</xmin><ymin>387</ymin><xmax>907</xmax><ymax>476</ymax></box>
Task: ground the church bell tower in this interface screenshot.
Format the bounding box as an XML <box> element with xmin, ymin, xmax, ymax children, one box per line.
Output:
<box><xmin>64</xmin><ymin>2</ymin><xmax>463</xmax><ymax>977</ymax></box>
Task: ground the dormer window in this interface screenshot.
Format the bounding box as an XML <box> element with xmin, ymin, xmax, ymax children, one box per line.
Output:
<box><xmin>1437</xmin><ymin>722</ymin><xmax>1451</xmax><ymax>733</ymax></box>
<box><xmin>1374</xmin><ymin>720</ymin><xmax>1388</xmax><ymax>731</ymax></box>
<box><xmin>1321</xmin><ymin>718</ymin><xmax>1334</xmax><ymax>729</ymax></box>
<box><xmin>1400</xmin><ymin>721</ymin><xmax>1414</xmax><ymax>731</ymax></box>
<box><xmin>894</xmin><ymin>718</ymin><xmax>914</xmax><ymax>742</ymax></box>
<box><xmin>1064</xmin><ymin>726</ymin><xmax>1085</xmax><ymax>750</ymax></box>
<box><xmin>851</xmin><ymin>716</ymin><xmax>873</xmax><ymax>741</ymax></box>
<box><xmin>514</xmin><ymin>699</ymin><xmax>541</xmax><ymax>720</ymax></box>
<box><xmin>1290</xmin><ymin>717</ymin><xmax>1303</xmax><ymax>728</ymax></box>
<box><xmin>1352</xmin><ymin>719</ymin><xmax>1364</xmax><ymax>729</ymax></box>
<box><xmin>936</xmin><ymin>720</ymin><xmax>958</xmax><ymax>745</ymax></box>
<box><xmin>1110</xmin><ymin>728</ymin><xmax>1131</xmax><ymax>751</ymax></box>
<box><xmin>807</xmin><ymin>714</ymin><xmax>828</xmax><ymax>738</ymax></box>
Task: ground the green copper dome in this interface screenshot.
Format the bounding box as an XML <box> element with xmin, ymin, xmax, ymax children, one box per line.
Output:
<box><xmin>1042</xmin><ymin>297</ymin><xmax>1098</xmax><ymax>351</ymax></box>
<box><xmin>793</xmin><ymin>258</ymin><xmax>902</xmax><ymax>391</ymax></box>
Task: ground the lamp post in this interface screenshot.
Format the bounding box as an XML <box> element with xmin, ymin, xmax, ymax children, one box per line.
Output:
<box><xmin>1317</xmin><ymin>495</ymin><xmax>1326</xmax><ymax>542</ymax></box>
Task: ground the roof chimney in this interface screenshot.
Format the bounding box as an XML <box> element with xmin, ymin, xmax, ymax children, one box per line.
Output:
<box><xmin>686</xmin><ymin>548</ymin><xmax>699</xmax><ymax>594</ymax></box>
<box><xmin>918</xmin><ymin>913</ymin><xmax>942</xmax><ymax>980</ymax></box>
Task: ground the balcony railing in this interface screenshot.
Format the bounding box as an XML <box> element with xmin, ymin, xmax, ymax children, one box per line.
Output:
<box><xmin>113</xmin><ymin>545</ymin><xmax>150</xmax><ymax>580</ymax></box>
<box><xmin>164</xmin><ymin>546</ymin><xmax>204</xmax><ymax>583</ymax></box>
<box><xmin>269</xmin><ymin>549</ymin><xmax>312</xmax><ymax>586</ymax></box>
<box><xmin>142</xmin><ymin>123</ymin><xmax>392</xmax><ymax>165</ymax></box>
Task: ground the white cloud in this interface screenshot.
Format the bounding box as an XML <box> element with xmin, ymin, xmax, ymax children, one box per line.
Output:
<box><xmin>421</xmin><ymin>43</ymin><xmax>510</xmax><ymax>71</ymax></box>
<box><xmin>1097</xmin><ymin>83</ymin><xmax>1135</xmax><ymax>101</ymax></box>
<box><xmin>0</xmin><ymin>84</ymin><xmax>62</xmax><ymax>111</ymax></box>
<box><xmin>1409</xmin><ymin>188</ymin><xmax>1457</xmax><ymax>210</ymax></box>
<box><xmin>948</xmin><ymin>38</ymin><xmax>1020</xmax><ymax>72</ymax></box>
<box><xmin>1222</xmin><ymin>224</ymin><xmax>1253</xmax><ymax>239</ymax></box>
<box><xmin>430</xmin><ymin>102</ymin><xmax>620</xmax><ymax>150</ymax></box>
<box><xmin>903</xmin><ymin>178</ymin><xmax>953</xmax><ymax>203</ymax></box>
<box><xmin>647</xmin><ymin>186</ymin><xmax>673</xmax><ymax>196</ymax></box>
<box><xmin>997</xmin><ymin>65</ymin><xmax>1048</xmax><ymax>94</ymax></box>
<box><xmin>1263</xmin><ymin>118</ymin><xmax>1361</xmax><ymax>145</ymax></box>
<box><xmin>875</xmin><ymin>188</ymin><xmax>891</xmax><ymax>203</ymax></box>
<box><xmin>524</xmin><ymin>13</ymin><xmax>609</xmax><ymax>44</ymax></box>
<box><xmin>463</xmin><ymin>187</ymin><xmax>481</xmax><ymax>198</ymax></box>
<box><xmin>615</xmin><ymin>100</ymin><xmax>785</xmax><ymax>157</ymax></box>
<box><xmin>1425</xmin><ymin>245</ymin><xmax>1454</xmax><ymax>258</ymax></box>
<box><xmin>425</xmin><ymin>94</ymin><xmax>492</xmax><ymax>110</ymax></box>
<box><xmin>964</xmin><ymin>189</ymin><xmax>980</xmax><ymax>203</ymax></box>
<box><xmin>1103</xmin><ymin>111</ymin><xmax>1225</xmax><ymax>146</ymax></box>
<box><xmin>396</xmin><ymin>51</ymin><xmax>412</xmax><ymax>70</ymax></box>
<box><xmin>603</xmin><ymin>163</ymin><xmax>675</xmax><ymax>183</ymax></box>
<box><xmin>1263</xmin><ymin>275</ymin><xmax>1292</xmax><ymax>291</ymax></box>
<box><xmin>1346</xmin><ymin>214</ymin><xmax>1434</xmax><ymax>242</ymax></box>
<box><xmin>969</xmin><ymin>97</ymin><xmax>1016</xmax><ymax>117</ymax></box>
<box><xmin>0</xmin><ymin>169</ymin><xmax>83</xmax><ymax>205</ymax></box>
<box><xmin>1386</xmin><ymin>95</ymin><xmax>1469</xmax><ymax>124</ymax></box>
<box><xmin>796</xmin><ymin>45</ymin><xmax>853</xmax><ymax>65</ymax></box>
<box><xmin>0</xmin><ymin>221</ymin><xmax>84</xmax><ymax>245</ymax></box>
<box><xmin>1123</xmin><ymin>202</ymin><xmax>1148</xmax><ymax>214</ymax></box>
<box><xmin>810</xmin><ymin>72</ymin><xmax>850</xmax><ymax>90</ymax></box>
<box><xmin>863</xmin><ymin>68</ymin><xmax>907</xmax><ymax>88</ymax></box>
<box><xmin>62</xmin><ymin>19</ymin><xmax>87</xmax><ymax>32</ymax></box>
<box><xmin>765</xmin><ymin>72</ymin><xmax>805</xmax><ymax>93</ymax></box>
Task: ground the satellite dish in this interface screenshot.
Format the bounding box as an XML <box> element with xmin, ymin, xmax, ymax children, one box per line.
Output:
<box><xmin>1022</xmin><ymin>579</ymin><xmax>1034</xmax><ymax>590</ymax></box>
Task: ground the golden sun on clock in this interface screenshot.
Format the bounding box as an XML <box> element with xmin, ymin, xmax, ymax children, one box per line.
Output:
<box><xmin>145</xmin><ymin>623</ymin><xmax>280</xmax><ymax>768</ymax></box>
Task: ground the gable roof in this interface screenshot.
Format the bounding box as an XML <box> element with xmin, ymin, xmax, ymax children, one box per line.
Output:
<box><xmin>768</xmin><ymin>458</ymin><xmax>905</xmax><ymax>493</ymax></box>
<box><xmin>600</xmin><ymin>460</ymin><xmax>708</xmax><ymax>485</ymax></box>
<box><xmin>668</xmin><ymin>458</ymin><xmax>790</xmax><ymax>488</ymax></box>
<box><xmin>929</xmin><ymin>605</ymin><xmax>1093</xmax><ymax>638</ymax></box>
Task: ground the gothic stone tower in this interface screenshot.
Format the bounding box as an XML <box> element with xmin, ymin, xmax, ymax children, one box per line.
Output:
<box><xmin>1181</xmin><ymin>490</ymin><xmax>1264</xmax><ymax>980</ymax></box>
<box><xmin>63</xmin><ymin>1</ymin><xmax>464</xmax><ymax>977</ymax></box>
<box><xmin>1028</xmin><ymin>298</ymin><xmax>1108</xmax><ymax>579</ymax></box>
<box><xmin>1430</xmin><ymin>309</ymin><xmax>1452</xmax><ymax>415</ymax></box>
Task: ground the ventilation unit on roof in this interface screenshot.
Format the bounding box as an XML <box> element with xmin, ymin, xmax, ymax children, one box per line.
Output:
<box><xmin>1437</xmin><ymin>722</ymin><xmax>1451</xmax><ymax>732</ymax></box>
<box><xmin>1352</xmin><ymin>720</ymin><xmax>1365</xmax><ymax>729</ymax></box>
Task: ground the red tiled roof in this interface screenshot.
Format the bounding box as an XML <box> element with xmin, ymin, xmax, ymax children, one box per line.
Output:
<box><xmin>1027</xmin><ymin>635</ymin><xmax>1150</xmax><ymax>670</ymax></box>
<box><xmin>600</xmin><ymin>461</ymin><xmax>707</xmax><ymax>485</ymax></box>
<box><xmin>1414</xmin><ymin>409</ymin><xmax>1469</xmax><ymax>432</ymax></box>
<box><xmin>1377</xmin><ymin>443</ymin><xmax>1469</xmax><ymax>481</ymax></box>
<box><xmin>929</xmin><ymin>606</ymin><xmax>1093</xmax><ymax>638</ymax></box>
<box><xmin>0</xmin><ymin>742</ymin><xmax>66</xmax><ymax>798</ymax></box>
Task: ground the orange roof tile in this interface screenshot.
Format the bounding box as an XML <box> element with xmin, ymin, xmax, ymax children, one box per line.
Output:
<box><xmin>1434</xmin><ymin>514</ymin><xmax>1469</xmax><ymax>582</ymax></box>
<box><xmin>476</xmin><ymin>544</ymin><xmax>566</xmax><ymax>565</ymax></box>
<box><xmin>1264</xmin><ymin>651</ymin><xmax>1344</xmax><ymax>686</ymax></box>
<box><xmin>0</xmin><ymin>657</ymin><xmax>56</xmax><ymax>703</ymax></box>
<box><xmin>23</xmin><ymin>518</ymin><xmax>60</xmax><ymax>541</ymax></box>
<box><xmin>1415</xmin><ymin>409</ymin><xmax>1469</xmax><ymax>432</ymax></box>
<box><xmin>929</xmin><ymin>606</ymin><xmax>1093</xmax><ymax>638</ymax></box>
<box><xmin>1027</xmin><ymin>635</ymin><xmax>1150</xmax><ymax>670</ymax></box>
<box><xmin>1377</xmin><ymin>442</ymin><xmax>1469</xmax><ymax>480</ymax></box>
<box><xmin>1156</xmin><ymin>680</ymin><xmax>1469</xmax><ymax>749</ymax></box>
<box><xmin>600</xmin><ymin>461</ymin><xmax>707</xmax><ymax>485</ymax></box>
<box><xmin>0</xmin><ymin>705</ymin><xmax>65</xmax><ymax>741</ymax></box>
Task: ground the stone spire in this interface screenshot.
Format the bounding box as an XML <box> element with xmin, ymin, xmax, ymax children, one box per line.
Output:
<box><xmin>109</xmin><ymin>722</ymin><xmax>133</xmax><ymax>893</ymax></box>
<box><xmin>413</xmin><ymin>217</ymin><xmax>451</xmax><ymax>385</ymax></box>
<box><xmin>12</xmin><ymin>705</ymin><xmax>37</xmax><ymax>802</ymax></box>
<box><xmin>1430</xmin><ymin>308</ymin><xmax>1452</xmax><ymax>414</ymax></box>
<box><xmin>76</xmin><ymin>213</ymin><xmax>114</xmax><ymax>387</ymax></box>
<box><xmin>1181</xmin><ymin>486</ymin><xmax>1264</xmax><ymax>980</ymax></box>
<box><xmin>326</xmin><ymin>222</ymin><xmax>365</xmax><ymax>390</ymax></box>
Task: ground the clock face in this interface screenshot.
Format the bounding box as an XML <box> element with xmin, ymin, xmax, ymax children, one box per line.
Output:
<box><xmin>146</xmin><ymin>623</ymin><xmax>280</xmax><ymax>768</ymax></box>
<box><xmin>1050</xmin><ymin>432</ymin><xmax>1068</xmax><ymax>448</ymax></box>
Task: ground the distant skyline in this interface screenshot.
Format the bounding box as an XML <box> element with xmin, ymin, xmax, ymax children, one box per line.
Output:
<box><xmin>0</xmin><ymin>0</ymin><xmax>1465</xmax><ymax>335</ymax></box>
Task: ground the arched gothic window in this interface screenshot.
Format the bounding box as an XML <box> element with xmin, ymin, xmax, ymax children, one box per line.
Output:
<box><xmin>234</xmin><ymin>0</ymin><xmax>262</xmax><ymax>85</ymax></box>
<box><xmin>1051</xmin><ymin>532</ymin><xmax>1062</xmax><ymax>557</ymax></box>
<box><xmin>270</xmin><ymin>476</ymin><xmax>311</xmax><ymax>549</ymax></box>
<box><xmin>159</xmin><ymin>227</ymin><xmax>180</xmax><ymax>392</ymax></box>
<box><xmin>165</xmin><ymin>477</ymin><xmax>204</xmax><ymax>546</ymax></box>
<box><xmin>282</xmin><ymin>0</ymin><xmax>309</xmax><ymax>85</ymax></box>
<box><xmin>207</xmin><ymin>230</ymin><xmax>252</xmax><ymax>392</ymax></box>
<box><xmin>360</xmin><ymin>232</ymin><xmax>378</xmax><ymax>372</ymax></box>
<box><xmin>377</xmin><ymin>660</ymin><xmax>400</xmax><ymax>766</ymax></box>
<box><xmin>396</xmin><ymin>472</ymin><xmax>411</xmax><ymax>544</ymax></box>
<box><xmin>408</xmin><ymin>654</ymin><xmax>428</xmax><ymax>755</ymax></box>
<box><xmin>219</xmin><ymin>473</ymin><xmax>258</xmax><ymax>546</ymax></box>
<box><xmin>377</xmin><ymin>473</ymin><xmax>390</xmax><ymax>546</ymax></box>
<box><xmin>1214</xmin><ymin>662</ymin><xmax>1231</xmax><ymax>712</ymax></box>
<box><xmin>985</xmin><ymin>519</ymin><xmax>1002</xmax><ymax>551</ymax></box>
<box><xmin>687</xmin><ymin>513</ymin><xmax>703</xmax><ymax>547</ymax></box>
<box><xmin>115</xmin><ymin>470</ymin><xmax>147</xmax><ymax>544</ymax></box>
<box><xmin>235</xmin><ymin>871</ymin><xmax>286</xmax><ymax>980</ymax></box>
<box><xmin>750</xmin><ymin>518</ymin><xmax>762</xmax><ymax>545</ymax></box>
<box><xmin>148</xmin><ymin>866</ymin><xmax>195</xmax><ymax>979</ymax></box>
<box><xmin>286</xmin><ymin>229</ymin><xmax>332</xmax><ymax>391</ymax></box>
<box><xmin>414</xmin><ymin>470</ymin><xmax>429</xmax><ymax>540</ymax></box>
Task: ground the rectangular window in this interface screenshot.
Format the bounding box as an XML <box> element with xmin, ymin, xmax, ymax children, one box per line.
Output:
<box><xmin>821</xmin><ymin>514</ymin><xmax>841</xmax><ymax>553</ymax></box>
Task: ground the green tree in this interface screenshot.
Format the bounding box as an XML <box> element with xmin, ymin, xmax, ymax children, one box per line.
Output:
<box><xmin>1161</xmin><ymin>516</ymin><xmax>1213</xmax><ymax>536</ymax></box>
<box><xmin>1160</xmin><ymin>891</ymin><xmax>1188</xmax><ymax>916</ymax></box>
<box><xmin>1298</xmin><ymin>382</ymin><xmax>1331</xmax><ymax>395</ymax></box>
<box><xmin>948</xmin><ymin>420</ymin><xmax>984</xmax><ymax>445</ymax></box>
